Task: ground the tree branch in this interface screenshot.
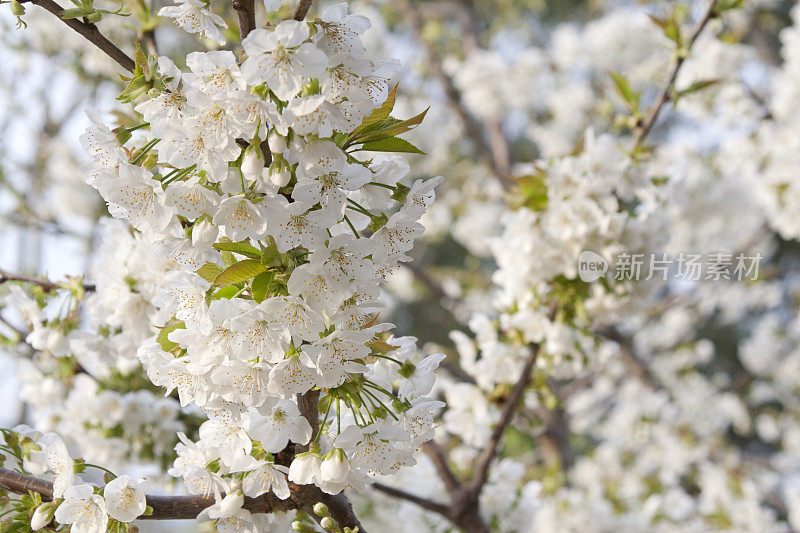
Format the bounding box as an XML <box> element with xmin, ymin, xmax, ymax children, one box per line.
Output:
<box><xmin>421</xmin><ymin>442</ymin><xmax>461</xmax><ymax>493</ymax></box>
<box><xmin>142</xmin><ymin>29</ymin><xmax>158</xmax><ymax>56</ymax></box>
<box><xmin>0</xmin><ymin>467</ymin><xmax>366</xmax><ymax>526</ymax></box>
<box><xmin>0</xmin><ymin>467</ymin><xmax>293</xmax><ymax>519</ymax></box>
<box><xmin>595</xmin><ymin>325</ymin><xmax>664</xmax><ymax>393</ymax></box>
<box><xmin>372</xmin><ymin>482</ymin><xmax>451</xmax><ymax>516</ymax></box>
<box><xmin>293</xmin><ymin>0</ymin><xmax>314</xmax><ymax>21</ymax></box>
<box><xmin>20</xmin><ymin>0</ymin><xmax>135</xmax><ymax>72</ymax></box>
<box><xmin>396</xmin><ymin>0</ymin><xmax>513</xmax><ymax>189</ymax></box>
<box><xmin>232</xmin><ymin>0</ymin><xmax>256</xmax><ymax>39</ymax></box>
<box><xmin>0</xmin><ymin>268</ymin><xmax>96</xmax><ymax>293</ymax></box>
<box><xmin>632</xmin><ymin>0</ymin><xmax>718</xmax><ymax>148</ymax></box>
<box><xmin>467</xmin><ymin>343</ymin><xmax>539</xmax><ymax>494</ymax></box>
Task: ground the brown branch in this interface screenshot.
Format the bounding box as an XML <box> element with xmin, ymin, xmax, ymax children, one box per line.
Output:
<box><xmin>375</xmin><ymin>344</ymin><xmax>540</xmax><ymax>532</ymax></box>
<box><xmin>467</xmin><ymin>344</ymin><xmax>539</xmax><ymax>494</ymax></box>
<box><xmin>421</xmin><ymin>442</ymin><xmax>461</xmax><ymax>493</ymax></box>
<box><xmin>595</xmin><ymin>325</ymin><xmax>663</xmax><ymax>393</ymax></box>
<box><xmin>20</xmin><ymin>0</ymin><xmax>135</xmax><ymax>72</ymax></box>
<box><xmin>293</xmin><ymin>0</ymin><xmax>314</xmax><ymax>20</ymax></box>
<box><xmin>232</xmin><ymin>0</ymin><xmax>256</xmax><ymax>39</ymax></box>
<box><xmin>396</xmin><ymin>0</ymin><xmax>513</xmax><ymax>189</ymax></box>
<box><xmin>294</xmin><ymin>389</ymin><xmax>366</xmax><ymax>532</ymax></box>
<box><xmin>372</xmin><ymin>482</ymin><xmax>451</xmax><ymax>516</ymax></box>
<box><xmin>0</xmin><ymin>466</ymin><xmax>294</xmax><ymax>519</ymax></box>
<box><xmin>0</xmin><ymin>466</ymin><xmax>366</xmax><ymax>527</ymax></box>
<box><xmin>453</xmin><ymin>0</ymin><xmax>512</xmax><ymax>181</ymax></box>
<box><xmin>0</xmin><ymin>268</ymin><xmax>96</xmax><ymax>293</ymax></box>
<box><xmin>310</xmin><ymin>490</ymin><xmax>365</xmax><ymax>532</ymax></box>
<box><xmin>296</xmin><ymin>388</ymin><xmax>320</xmax><ymax>453</ymax></box>
<box><xmin>632</xmin><ymin>0</ymin><xmax>718</xmax><ymax>148</ymax></box>
<box><xmin>142</xmin><ymin>30</ymin><xmax>158</xmax><ymax>56</ymax></box>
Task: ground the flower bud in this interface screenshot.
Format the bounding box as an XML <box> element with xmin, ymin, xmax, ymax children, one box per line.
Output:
<box><xmin>268</xmin><ymin>132</ymin><xmax>287</xmax><ymax>154</ymax></box>
<box><xmin>270</xmin><ymin>165</ymin><xmax>291</xmax><ymax>187</ymax></box>
<box><xmin>320</xmin><ymin>516</ymin><xmax>336</xmax><ymax>530</ymax></box>
<box><xmin>320</xmin><ymin>449</ymin><xmax>349</xmax><ymax>484</ymax></box>
<box><xmin>292</xmin><ymin>521</ymin><xmax>315</xmax><ymax>532</ymax></box>
<box><xmin>30</xmin><ymin>501</ymin><xmax>58</xmax><ymax>530</ymax></box>
<box><xmin>241</xmin><ymin>147</ymin><xmax>265</xmax><ymax>182</ymax></box>
<box><xmin>313</xmin><ymin>502</ymin><xmax>329</xmax><ymax>516</ymax></box>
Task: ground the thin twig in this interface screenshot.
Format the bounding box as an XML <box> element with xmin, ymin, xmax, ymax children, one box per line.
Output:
<box><xmin>0</xmin><ymin>268</ymin><xmax>95</xmax><ymax>292</ymax></box>
<box><xmin>632</xmin><ymin>0</ymin><xmax>719</xmax><ymax>148</ymax></box>
<box><xmin>594</xmin><ymin>325</ymin><xmax>663</xmax><ymax>393</ymax></box>
<box><xmin>372</xmin><ymin>482</ymin><xmax>451</xmax><ymax>515</ymax></box>
<box><xmin>20</xmin><ymin>0</ymin><xmax>135</xmax><ymax>72</ymax></box>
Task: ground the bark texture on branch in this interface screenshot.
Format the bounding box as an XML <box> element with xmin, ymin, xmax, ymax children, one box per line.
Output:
<box><xmin>233</xmin><ymin>0</ymin><xmax>257</xmax><ymax>39</ymax></box>
<box><xmin>293</xmin><ymin>0</ymin><xmax>314</xmax><ymax>21</ymax></box>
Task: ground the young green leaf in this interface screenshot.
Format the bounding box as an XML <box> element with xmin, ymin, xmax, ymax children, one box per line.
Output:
<box><xmin>352</xmin><ymin>85</ymin><xmax>398</xmax><ymax>135</ymax></box>
<box><xmin>359</xmin><ymin>137</ymin><xmax>425</xmax><ymax>155</ymax></box>
<box><xmin>196</xmin><ymin>262</ymin><xmax>223</xmax><ymax>283</ymax></box>
<box><xmin>251</xmin><ymin>271</ymin><xmax>275</xmax><ymax>303</ymax></box>
<box><xmin>156</xmin><ymin>322</ymin><xmax>185</xmax><ymax>352</ymax></box>
<box><xmin>213</xmin><ymin>259</ymin><xmax>267</xmax><ymax>286</ymax></box>
<box><xmin>212</xmin><ymin>241</ymin><xmax>262</xmax><ymax>259</ymax></box>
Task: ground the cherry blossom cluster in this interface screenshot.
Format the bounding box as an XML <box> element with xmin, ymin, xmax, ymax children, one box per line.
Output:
<box><xmin>68</xmin><ymin>1</ymin><xmax>443</xmax><ymax>530</ymax></box>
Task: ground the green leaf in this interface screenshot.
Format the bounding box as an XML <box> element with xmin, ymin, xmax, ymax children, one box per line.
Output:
<box><xmin>360</xmin><ymin>137</ymin><xmax>425</xmax><ymax>155</ymax></box>
<box><xmin>674</xmin><ymin>79</ymin><xmax>721</xmax><ymax>99</ymax></box>
<box><xmin>213</xmin><ymin>259</ymin><xmax>267</xmax><ymax>286</ymax></box>
<box><xmin>609</xmin><ymin>72</ymin><xmax>633</xmax><ymax>103</ymax></box>
<box><xmin>356</xmin><ymin>107</ymin><xmax>429</xmax><ymax>143</ymax></box>
<box><xmin>212</xmin><ymin>241</ymin><xmax>261</xmax><ymax>259</ymax></box>
<box><xmin>648</xmin><ymin>13</ymin><xmax>682</xmax><ymax>45</ymax></box>
<box><xmin>352</xmin><ymin>85</ymin><xmax>397</xmax><ymax>135</ymax></box>
<box><xmin>60</xmin><ymin>7</ymin><xmax>88</xmax><ymax>19</ymax></box>
<box><xmin>157</xmin><ymin>322</ymin><xmax>185</xmax><ymax>352</ymax></box>
<box><xmin>713</xmin><ymin>0</ymin><xmax>743</xmax><ymax>15</ymax></box>
<box><xmin>196</xmin><ymin>262</ymin><xmax>223</xmax><ymax>283</ymax></box>
<box><xmin>251</xmin><ymin>271</ymin><xmax>274</xmax><ymax>303</ymax></box>
<box><xmin>207</xmin><ymin>285</ymin><xmax>240</xmax><ymax>302</ymax></box>
<box><xmin>609</xmin><ymin>72</ymin><xmax>641</xmax><ymax>112</ymax></box>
